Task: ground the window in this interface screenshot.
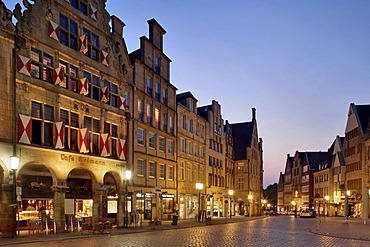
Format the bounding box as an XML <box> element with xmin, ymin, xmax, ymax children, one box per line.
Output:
<box><xmin>154</xmin><ymin>107</ymin><xmax>160</xmax><ymax>128</ymax></box>
<box><xmin>155</xmin><ymin>57</ymin><xmax>160</xmax><ymax>74</ymax></box>
<box><xmin>162</xmin><ymin>88</ymin><xmax>168</xmax><ymax>105</ymax></box>
<box><xmin>159</xmin><ymin>137</ymin><xmax>165</xmax><ymax>152</ymax></box>
<box><xmin>187</xmin><ymin>141</ymin><xmax>192</xmax><ymax>154</ymax></box>
<box><xmin>180</xmin><ymin>138</ymin><xmax>185</xmax><ymax>153</ymax></box>
<box><xmin>59</xmin><ymin>14</ymin><xmax>78</xmax><ymax>50</ymax></box>
<box><xmin>59</xmin><ymin>60</ymin><xmax>79</xmax><ymax>91</ymax></box>
<box><xmin>194</xmin><ymin>144</ymin><xmax>198</xmax><ymax>156</ymax></box>
<box><xmin>146</xmin><ymin>77</ymin><xmax>152</xmax><ymax>96</ymax></box>
<box><xmin>149</xmin><ymin>162</ymin><xmax>156</xmax><ymax>178</ymax></box>
<box><xmin>200</xmin><ymin>146</ymin><xmax>204</xmax><ymax>158</ymax></box>
<box><xmin>194</xmin><ymin>123</ymin><xmax>197</xmax><ymax>136</ymax></box>
<box><xmin>187</xmin><ymin>163</ymin><xmax>192</xmax><ymax>181</ymax></box>
<box><xmin>162</xmin><ymin>113</ymin><xmax>168</xmax><ymax>132</ymax></box>
<box><xmin>180</xmin><ymin>161</ymin><xmax>185</xmax><ymax>180</ymax></box>
<box><xmin>31</xmin><ymin>102</ymin><xmax>54</xmax><ymax>146</ymax></box>
<box><xmin>146</xmin><ymin>104</ymin><xmax>152</xmax><ymax>125</ymax></box>
<box><xmin>168</xmin><ymin>166</ymin><xmax>174</xmax><ymax>180</ymax></box>
<box><xmin>60</xmin><ymin>109</ymin><xmax>78</xmax><ymax>151</ymax></box>
<box><xmin>138</xmin><ymin>99</ymin><xmax>143</xmax><ymax>121</ymax></box>
<box><xmin>124</xmin><ymin>91</ymin><xmax>130</xmax><ymax>109</ymax></box>
<box><xmin>104</xmin><ymin>121</ymin><xmax>118</xmax><ymax>158</ymax></box>
<box><xmin>83</xmin><ymin>28</ymin><xmax>100</xmax><ymax>61</ymax></box>
<box><xmin>155</xmin><ymin>83</ymin><xmax>160</xmax><ymax>101</ymax></box>
<box><xmin>30</xmin><ymin>48</ymin><xmax>54</xmax><ymax>83</ymax></box>
<box><xmin>193</xmin><ymin>165</ymin><xmax>197</xmax><ymax>182</ymax></box>
<box><xmin>149</xmin><ymin>132</ymin><xmax>155</xmax><ymax>149</ymax></box>
<box><xmin>71</xmin><ymin>0</ymin><xmax>88</xmax><ymax>15</ymax></box>
<box><xmin>188</xmin><ymin>119</ymin><xmax>193</xmax><ymax>132</ymax></box>
<box><xmin>83</xmin><ymin>71</ymin><xmax>100</xmax><ymax>101</ymax></box>
<box><xmin>199</xmin><ymin>166</ymin><xmax>204</xmax><ymax>183</ymax></box>
<box><xmin>159</xmin><ymin>164</ymin><xmax>165</xmax><ymax>179</ymax></box>
<box><xmin>84</xmin><ymin>116</ymin><xmax>100</xmax><ymax>154</ymax></box>
<box><xmin>169</xmin><ymin>115</ymin><xmax>174</xmax><ymax>134</ymax></box>
<box><xmin>104</xmin><ymin>80</ymin><xmax>118</xmax><ymax>107</ymax></box>
<box><xmin>168</xmin><ymin>140</ymin><xmax>174</xmax><ymax>154</ymax></box>
<box><xmin>238</xmin><ymin>163</ymin><xmax>245</xmax><ymax>172</ymax></box>
<box><xmin>137</xmin><ymin>159</ymin><xmax>146</xmax><ymax>176</ymax></box>
<box><xmin>190</xmin><ymin>100</ymin><xmax>195</xmax><ymax>113</ymax></box>
<box><xmin>180</xmin><ymin>115</ymin><xmax>186</xmax><ymax>129</ymax></box>
<box><xmin>137</xmin><ymin>129</ymin><xmax>145</xmax><ymax>146</ymax></box>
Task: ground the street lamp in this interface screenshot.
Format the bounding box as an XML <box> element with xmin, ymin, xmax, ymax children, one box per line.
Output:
<box><xmin>325</xmin><ymin>195</ymin><xmax>330</xmax><ymax>217</ymax></box>
<box><xmin>196</xmin><ymin>183</ymin><xmax>203</xmax><ymax>222</ymax></box>
<box><xmin>248</xmin><ymin>194</ymin><xmax>253</xmax><ymax>217</ymax></box>
<box><xmin>124</xmin><ymin>170</ymin><xmax>131</xmax><ymax>227</ymax></box>
<box><xmin>10</xmin><ymin>156</ymin><xmax>19</xmax><ymax>237</ymax></box>
<box><xmin>228</xmin><ymin>190</ymin><xmax>234</xmax><ymax>218</ymax></box>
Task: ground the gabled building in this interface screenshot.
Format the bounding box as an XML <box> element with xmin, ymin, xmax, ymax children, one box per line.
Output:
<box><xmin>1</xmin><ymin>0</ymin><xmax>134</xmax><ymax>236</ymax></box>
<box><xmin>176</xmin><ymin>92</ymin><xmax>206</xmax><ymax>220</ymax></box>
<box><xmin>231</xmin><ymin>108</ymin><xmax>263</xmax><ymax>216</ymax></box>
<box><xmin>283</xmin><ymin>154</ymin><xmax>293</xmax><ymax>212</ymax></box>
<box><xmin>197</xmin><ymin>100</ymin><xmax>226</xmax><ymax>217</ymax></box>
<box><xmin>129</xmin><ymin>19</ymin><xmax>177</xmax><ymax>221</ymax></box>
<box><xmin>277</xmin><ymin>172</ymin><xmax>285</xmax><ymax>213</ymax></box>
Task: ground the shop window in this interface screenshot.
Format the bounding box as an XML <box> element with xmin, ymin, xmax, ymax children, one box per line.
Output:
<box><xmin>59</xmin><ymin>14</ymin><xmax>78</xmax><ymax>51</ymax></box>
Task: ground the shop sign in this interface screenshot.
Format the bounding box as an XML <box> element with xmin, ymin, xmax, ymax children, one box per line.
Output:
<box><xmin>16</xmin><ymin>186</ymin><xmax>22</xmax><ymax>196</ymax></box>
<box><xmin>61</xmin><ymin>154</ymin><xmax>106</xmax><ymax>166</ymax></box>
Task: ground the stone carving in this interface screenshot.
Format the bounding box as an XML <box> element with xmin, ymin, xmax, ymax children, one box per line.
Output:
<box><xmin>0</xmin><ymin>0</ymin><xmax>15</xmax><ymax>30</ymax></box>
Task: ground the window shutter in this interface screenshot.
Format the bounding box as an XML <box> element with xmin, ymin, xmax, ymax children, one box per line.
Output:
<box><xmin>101</xmin><ymin>87</ymin><xmax>109</xmax><ymax>103</ymax></box>
<box><xmin>79</xmin><ymin>35</ymin><xmax>88</xmax><ymax>54</ymax></box>
<box><xmin>89</xmin><ymin>5</ymin><xmax>97</xmax><ymax>21</ymax></box>
<box><xmin>117</xmin><ymin>138</ymin><xmax>127</xmax><ymax>160</ymax></box>
<box><xmin>119</xmin><ymin>96</ymin><xmax>126</xmax><ymax>110</ymax></box>
<box><xmin>99</xmin><ymin>133</ymin><xmax>110</xmax><ymax>157</ymax></box>
<box><xmin>78</xmin><ymin>128</ymin><xmax>89</xmax><ymax>153</ymax></box>
<box><xmin>54</xmin><ymin>122</ymin><xmax>65</xmax><ymax>149</ymax></box>
<box><xmin>100</xmin><ymin>50</ymin><xmax>109</xmax><ymax>66</ymax></box>
<box><xmin>48</xmin><ymin>20</ymin><xmax>60</xmax><ymax>41</ymax></box>
<box><xmin>18</xmin><ymin>114</ymin><xmax>32</xmax><ymax>144</ymax></box>
<box><xmin>17</xmin><ymin>55</ymin><xmax>31</xmax><ymax>76</ymax></box>
<box><xmin>79</xmin><ymin>77</ymin><xmax>89</xmax><ymax>95</ymax></box>
<box><xmin>54</xmin><ymin>67</ymin><xmax>64</xmax><ymax>85</ymax></box>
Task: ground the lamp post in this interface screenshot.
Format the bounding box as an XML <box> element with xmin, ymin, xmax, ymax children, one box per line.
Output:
<box><xmin>248</xmin><ymin>194</ymin><xmax>253</xmax><ymax>217</ymax></box>
<box><xmin>345</xmin><ymin>190</ymin><xmax>350</xmax><ymax>222</ymax></box>
<box><xmin>291</xmin><ymin>201</ymin><xmax>297</xmax><ymax>218</ymax></box>
<box><xmin>125</xmin><ymin>170</ymin><xmax>131</xmax><ymax>227</ymax></box>
<box><xmin>196</xmin><ymin>183</ymin><xmax>203</xmax><ymax>222</ymax></box>
<box><xmin>228</xmin><ymin>190</ymin><xmax>234</xmax><ymax>218</ymax></box>
<box><xmin>10</xmin><ymin>156</ymin><xmax>19</xmax><ymax>237</ymax></box>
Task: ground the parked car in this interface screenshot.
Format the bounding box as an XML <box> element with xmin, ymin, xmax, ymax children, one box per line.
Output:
<box><xmin>300</xmin><ymin>208</ymin><xmax>316</xmax><ymax>218</ymax></box>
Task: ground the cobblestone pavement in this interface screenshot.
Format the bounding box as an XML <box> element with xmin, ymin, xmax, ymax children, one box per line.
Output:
<box><xmin>1</xmin><ymin>216</ymin><xmax>369</xmax><ymax>247</ymax></box>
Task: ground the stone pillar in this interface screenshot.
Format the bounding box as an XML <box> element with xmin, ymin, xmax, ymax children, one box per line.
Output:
<box><xmin>1</xmin><ymin>183</ymin><xmax>14</xmax><ymax>238</ymax></box>
<box><xmin>92</xmin><ymin>184</ymin><xmax>104</xmax><ymax>223</ymax></box>
<box><xmin>53</xmin><ymin>180</ymin><xmax>68</xmax><ymax>233</ymax></box>
<box><xmin>117</xmin><ymin>191</ymin><xmax>124</xmax><ymax>227</ymax></box>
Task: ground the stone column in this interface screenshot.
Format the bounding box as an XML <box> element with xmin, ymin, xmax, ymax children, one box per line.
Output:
<box><xmin>117</xmin><ymin>188</ymin><xmax>124</xmax><ymax>227</ymax></box>
<box><xmin>1</xmin><ymin>182</ymin><xmax>14</xmax><ymax>238</ymax></box>
<box><xmin>92</xmin><ymin>184</ymin><xmax>104</xmax><ymax>223</ymax></box>
<box><xmin>53</xmin><ymin>180</ymin><xmax>68</xmax><ymax>233</ymax></box>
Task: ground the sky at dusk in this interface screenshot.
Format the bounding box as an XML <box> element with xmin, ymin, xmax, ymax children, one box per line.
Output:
<box><xmin>5</xmin><ymin>0</ymin><xmax>370</xmax><ymax>188</ymax></box>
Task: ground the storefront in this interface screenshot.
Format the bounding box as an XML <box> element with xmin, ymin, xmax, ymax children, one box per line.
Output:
<box><xmin>179</xmin><ymin>194</ymin><xmax>197</xmax><ymax>219</ymax></box>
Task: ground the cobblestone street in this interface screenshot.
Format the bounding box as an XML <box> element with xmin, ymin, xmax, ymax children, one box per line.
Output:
<box><xmin>6</xmin><ymin>216</ymin><xmax>369</xmax><ymax>247</ymax></box>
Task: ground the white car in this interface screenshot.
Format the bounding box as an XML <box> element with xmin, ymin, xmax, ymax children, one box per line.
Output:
<box><xmin>300</xmin><ymin>209</ymin><xmax>313</xmax><ymax>218</ymax></box>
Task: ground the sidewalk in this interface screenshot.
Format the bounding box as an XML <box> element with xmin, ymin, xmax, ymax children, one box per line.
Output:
<box><xmin>310</xmin><ymin>216</ymin><xmax>370</xmax><ymax>241</ymax></box>
<box><xmin>0</xmin><ymin>216</ymin><xmax>262</xmax><ymax>246</ymax></box>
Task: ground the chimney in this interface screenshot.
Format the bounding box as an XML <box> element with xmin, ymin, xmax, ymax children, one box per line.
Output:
<box><xmin>252</xmin><ymin>108</ymin><xmax>256</xmax><ymax>120</ymax></box>
<box><xmin>111</xmin><ymin>15</ymin><xmax>125</xmax><ymax>37</ymax></box>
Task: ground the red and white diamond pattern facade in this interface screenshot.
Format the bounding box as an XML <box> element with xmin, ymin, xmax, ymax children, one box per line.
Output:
<box><xmin>54</xmin><ymin>67</ymin><xmax>64</xmax><ymax>85</ymax></box>
<box><xmin>48</xmin><ymin>20</ymin><xmax>60</xmax><ymax>41</ymax></box>
<box><xmin>101</xmin><ymin>50</ymin><xmax>109</xmax><ymax>66</ymax></box>
<box><xmin>78</xmin><ymin>128</ymin><xmax>89</xmax><ymax>153</ymax></box>
<box><xmin>101</xmin><ymin>87</ymin><xmax>109</xmax><ymax>103</ymax></box>
<box><xmin>79</xmin><ymin>34</ymin><xmax>88</xmax><ymax>54</ymax></box>
<box><xmin>99</xmin><ymin>133</ymin><xmax>110</xmax><ymax>157</ymax></box>
<box><xmin>117</xmin><ymin>139</ymin><xmax>127</xmax><ymax>160</ymax></box>
<box><xmin>18</xmin><ymin>114</ymin><xmax>31</xmax><ymax>144</ymax></box>
<box><xmin>89</xmin><ymin>5</ymin><xmax>97</xmax><ymax>21</ymax></box>
<box><xmin>119</xmin><ymin>96</ymin><xmax>126</xmax><ymax>110</ymax></box>
<box><xmin>79</xmin><ymin>77</ymin><xmax>89</xmax><ymax>95</ymax></box>
<box><xmin>54</xmin><ymin>122</ymin><xmax>65</xmax><ymax>149</ymax></box>
<box><xmin>17</xmin><ymin>55</ymin><xmax>31</xmax><ymax>76</ymax></box>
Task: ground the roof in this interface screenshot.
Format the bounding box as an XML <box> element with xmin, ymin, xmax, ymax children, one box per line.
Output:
<box><xmin>231</xmin><ymin>121</ymin><xmax>254</xmax><ymax>160</ymax></box>
<box><xmin>353</xmin><ymin>104</ymin><xmax>370</xmax><ymax>134</ymax></box>
<box><xmin>305</xmin><ymin>152</ymin><xmax>328</xmax><ymax>170</ymax></box>
<box><xmin>176</xmin><ymin>92</ymin><xmax>198</xmax><ymax>107</ymax></box>
<box><xmin>197</xmin><ymin>105</ymin><xmax>212</xmax><ymax>121</ymax></box>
